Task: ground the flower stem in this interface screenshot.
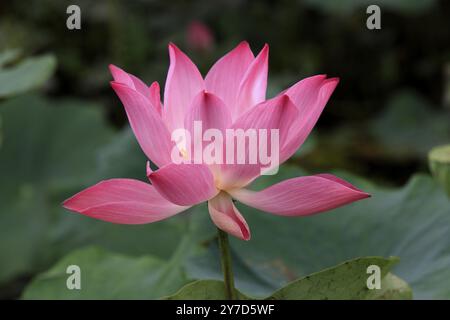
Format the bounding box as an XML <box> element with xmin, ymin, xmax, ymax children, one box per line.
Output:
<box><xmin>217</xmin><ymin>228</ymin><xmax>237</xmax><ymax>300</ymax></box>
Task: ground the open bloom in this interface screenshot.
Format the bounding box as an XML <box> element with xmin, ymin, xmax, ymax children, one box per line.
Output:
<box><xmin>63</xmin><ymin>42</ymin><xmax>370</xmax><ymax>240</ymax></box>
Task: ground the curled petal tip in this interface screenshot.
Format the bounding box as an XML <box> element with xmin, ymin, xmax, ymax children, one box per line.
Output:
<box><xmin>259</xmin><ymin>43</ymin><xmax>269</xmax><ymax>56</ymax></box>
<box><xmin>150</xmin><ymin>81</ymin><xmax>160</xmax><ymax>89</ymax></box>
<box><xmin>208</xmin><ymin>193</ymin><xmax>251</xmax><ymax>240</ymax></box>
<box><xmin>61</xmin><ymin>198</ymin><xmax>71</xmax><ymax>210</ymax></box>
<box><xmin>108</xmin><ymin>65</ymin><xmax>135</xmax><ymax>88</ymax></box>
<box><xmin>201</xmin><ymin>90</ymin><xmax>221</xmax><ymax>102</ymax></box>
<box><xmin>237</xmin><ymin>40</ymin><xmax>251</xmax><ymax>49</ymax></box>
<box><xmin>253</xmin><ymin>43</ymin><xmax>269</xmax><ymax>60</ymax></box>
<box><xmin>108</xmin><ymin>64</ymin><xmax>121</xmax><ymax>73</ymax></box>
<box><xmin>168</xmin><ymin>42</ymin><xmax>181</xmax><ymax>53</ymax></box>
<box><xmin>315</xmin><ymin>174</ymin><xmax>371</xmax><ymax>201</ymax></box>
<box><xmin>202</xmin><ymin>91</ymin><xmax>213</xmax><ymax>101</ymax></box>
<box><xmin>62</xmin><ymin>189</ymin><xmax>86</xmax><ymax>211</ymax></box>
<box><xmin>191</xmin><ymin>89</ymin><xmax>209</xmax><ymax>102</ymax></box>
<box><xmin>353</xmin><ymin>190</ymin><xmax>371</xmax><ymax>200</ymax></box>
<box><xmin>167</xmin><ymin>43</ymin><xmax>177</xmax><ymax>57</ymax></box>
<box><xmin>325</xmin><ymin>77</ymin><xmax>340</xmax><ymax>85</ymax></box>
<box><xmin>110</xmin><ymin>81</ymin><xmax>128</xmax><ymax>92</ymax></box>
<box><xmin>146</xmin><ymin>161</ymin><xmax>153</xmax><ymax>177</ymax></box>
<box><xmin>279</xmin><ymin>93</ymin><xmax>293</xmax><ymax>103</ymax></box>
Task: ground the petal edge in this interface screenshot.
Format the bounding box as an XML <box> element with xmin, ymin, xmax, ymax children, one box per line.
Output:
<box><xmin>229</xmin><ymin>174</ymin><xmax>370</xmax><ymax>216</ymax></box>
<box><xmin>63</xmin><ymin>179</ymin><xmax>188</xmax><ymax>224</ymax></box>
<box><xmin>208</xmin><ymin>192</ymin><xmax>251</xmax><ymax>240</ymax></box>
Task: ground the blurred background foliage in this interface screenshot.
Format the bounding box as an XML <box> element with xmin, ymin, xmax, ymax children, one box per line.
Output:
<box><xmin>0</xmin><ymin>0</ymin><xmax>450</xmax><ymax>299</ymax></box>
<box><xmin>1</xmin><ymin>0</ymin><xmax>449</xmax><ymax>185</ymax></box>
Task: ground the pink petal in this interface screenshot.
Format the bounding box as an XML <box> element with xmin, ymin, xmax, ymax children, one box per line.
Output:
<box><xmin>219</xmin><ymin>94</ymin><xmax>299</xmax><ymax>190</ymax></box>
<box><xmin>147</xmin><ymin>163</ymin><xmax>219</xmax><ymax>206</ymax></box>
<box><xmin>184</xmin><ymin>91</ymin><xmax>232</xmax><ymax>134</ymax></box>
<box><xmin>149</xmin><ymin>81</ymin><xmax>163</xmax><ymax>115</ymax></box>
<box><xmin>228</xmin><ymin>174</ymin><xmax>370</xmax><ymax>216</ymax></box>
<box><xmin>235</xmin><ymin>44</ymin><xmax>269</xmax><ymax>120</ymax></box>
<box><xmin>184</xmin><ymin>91</ymin><xmax>232</xmax><ymax>165</ymax></box>
<box><xmin>63</xmin><ymin>179</ymin><xmax>188</xmax><ymax>224</ymax></box>
<box><xmin>111</xmin><ymin>82</ymin><xmax>174</xmax><ymax>168</ymax></box>
<box><xmin>129</xmin><ymin>74</ymin><xmax>151</xmax><ymax>99</ymax></box>
<box><xmin>146</xmin><ymin>160</ymin><xmax>153</xmax><ymax>176</ymax></box>
<box><xmin>109</xmin><ymin>64</ymin><xmax>134</xmax><ymax>88</ymax></box>
<box><xmin>315</xmin><ymin>173</ymin><xmax>366</xmax><ymax>192</ymax></box>
<box><xmin>208</xmin><ymin>192</ymin><xmax>250</xmax><ymax>240</ymax></box>
<box><xmin>205</xmin><ymin>41</ymin><xmax>254</xmax><ymax>116</ymax></box>
<box><xmin>163</xmin><ymin>43</ymin><xmax>204</xmax><ymax>132</ymax></box>
<box><xmin>282</xmin><ymin>74</ymin><xmax>327</xmax><ymax>108</ymax></box>
<box><xmin>109</xmin><ymin>64</ymin><xmax>152</xmax><ymax>101</ymax></box>
<box><xmin>281</xmin><ymin>76</ymin><xmax>339</xmax><ymax>162</ymax></box>
<box><xmin>109</xmin><ymin>64</ymin><xmax>161</xmax><ymax>115</ymax></box>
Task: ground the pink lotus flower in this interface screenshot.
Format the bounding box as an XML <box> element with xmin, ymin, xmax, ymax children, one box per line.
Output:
<box><xmin>63</xmin><ymin>42</ymin><xmax>370</xmax><ymax>240</ymax></box>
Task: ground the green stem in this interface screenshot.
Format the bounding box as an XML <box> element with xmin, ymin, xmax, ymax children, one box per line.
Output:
<box><xmin>217</xmin><ymin>228</ymin><xmax>237</xmax><ymax>300</ymax></box>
